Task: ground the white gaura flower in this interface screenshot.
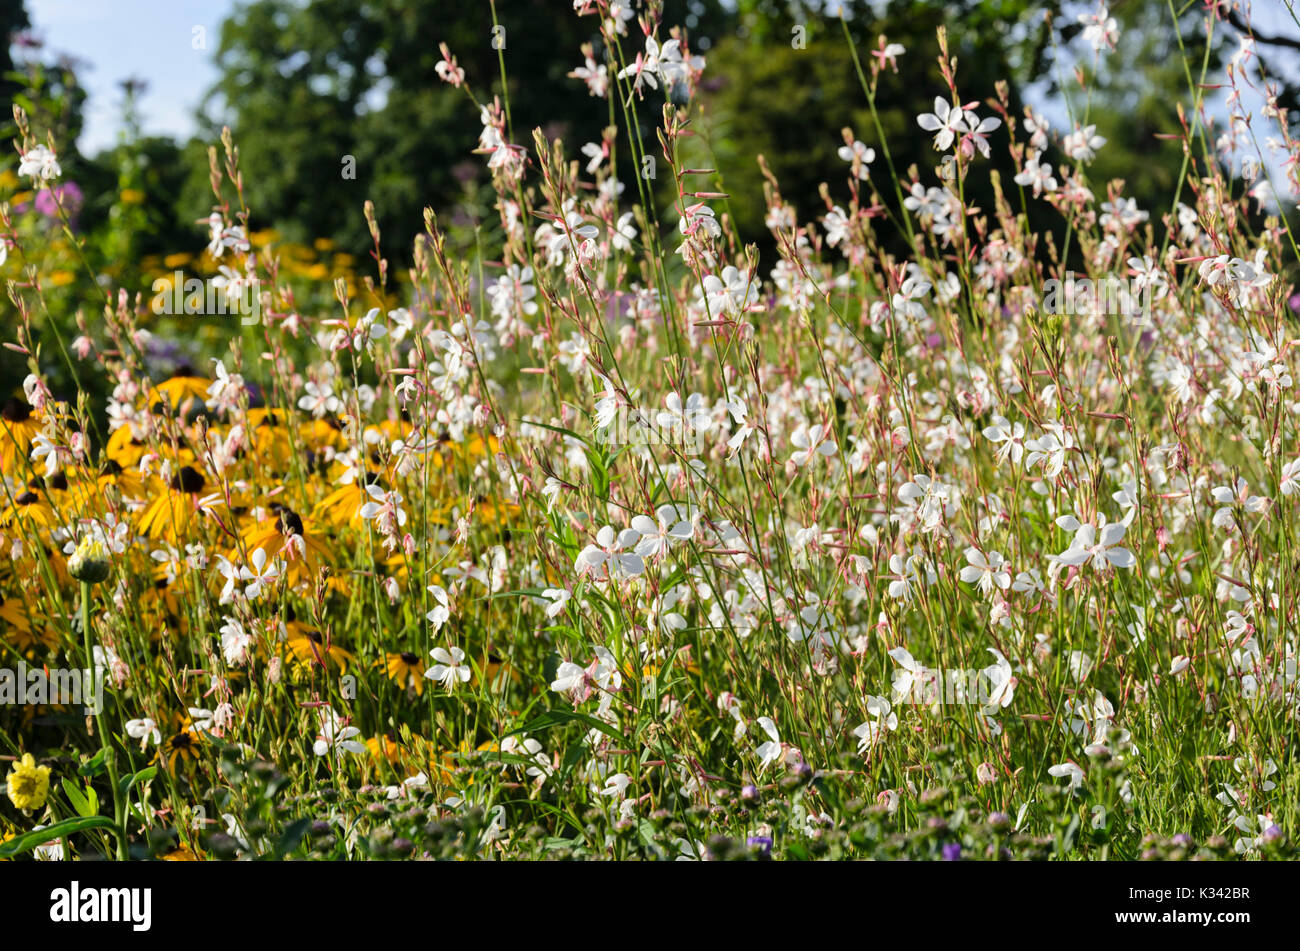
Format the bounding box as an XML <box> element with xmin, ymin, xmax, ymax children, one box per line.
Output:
<box><xmin>426</xmin><ymin>646</ymin><xmax>471</xmax><ymax>689</ymax></box>
<box><xmin>426</xmin><ymin>584</ymin><xmax>451</xmax><ymax>631</ymax></box>
<box><xmin>238</xmin><ymin>547</ymin><xmax>282</xmax><ymax>600</ymax></box>
<box><xmin>789</xmin><ymin>421</ymin><xmax>837</xmax><ymax>466</ymax></box>
<box><xmin>219</xmin><ymin>616</ymin><xmax>254</xmax><ymax>666</ymax></box>
<box><xmin>1210</xmin><ymin>477</ymin><xmax>1269</xmax><ymax>530</ymax></box>
<box><xmin>1024</xmin><ymin>422</ymin><xmax>1074</xmax><ymax>478</ymax></box>
<box><xmin>541</xmin><ymin>587</ymin><xmax>571</xmax><ymax>618</ymax></box>
<box><xmin>916</xmin><ymin>97</ymin><xmax>966</xmax><ymax>152</ymax></box>
<box><xmin>981</xmin><ymin>648</ymin><xmax>1016</xmax><ymax>711</ymax></box>
<box><xmin>755</xmin><ymin>716</ymin><xmax>785</xmax><ymax>768</ymax></box>
<box><xmin>959</xmin><ymin>108</ymin><xmax>1001</xmax><ymax>159</ymax></box>
<box><xmin>889</xmin><ymin>646</ymin><xmax>931</xmax><ymax>703</ymax></box>
<box><xmin>575</xmin><ymin>525</ymin><xmax>645</xmax><ymax>578</ymax></box>
<box><xmin>541</xmin><ymin>475</ymin><xmax>564</xmax><ymax>512</ymax></box>
<box><xmin>125</xmin><ymin>717</ymin><xmax>161</xmax><ymax>750</ymax></box>
<box><xmin>897</xmin><ymin>474</ymin><xmax>953</xmax><ymax>533</ymax></box>
<box><xmin>1280</xmin><ymin>458</ymin><xmax>1300</xmax><ymax>496</ymax></box>
<box><xmin>550</xmin><ymin>661</ymin><xmax>586</xmax><ymax>694</ymax></box>
<box><xmin>18</xmin><ymin>144</ymin><xmax>61</xmax><ymax>182</ymax></box>
<box><xmin>297</xmin><ymin>380</ymin><xmax>340</xmax><ymax>418</ymax></box>
<box><xmin>853</xmin><ymin>695</ymin><xmax>897</xmax><ymax>752</ymax></box>
<box><xmin>1078</xmin><ymin>3</ymin><xmax>1118</xmax><ymax>52</ymax></box>
<box><xmin>1048</xmin><ymin>761</ymin><xmax>1085</xmax><ymax>793</ymax></box>
<box><xmin>982</xmin><ymin>415</ymin><xmax>1026</xmax><ymax>465</ymax></box>
<box><xmin>631</xmin><ymin>504</ymin><xmax>695</xmax><ymax>559</ymax></box>
<box><xmin>313</xmin><ymin>708</ymin><xmax>365</xmax><ymax>757</ymax></box>
<box><xmin>1066</xmin><ymin>650</ymin><xmax>1094</xmax><ymax>682</ymax></box>
<box><xmin>616</xmin><ymin>34</ymin><xmax>664</xmax><ymax>94</ymax></box>
<box><xmin>836</xmin><ymin>139</ymin><xmax>875</xmax><ymax>179</ymax></box>
<box><xmin>1063</xmin><ymin>124</ymin><xmax>1106</xmax><ymax>163</ymax></box>
<box><xmin>657</xmin><ymin>391</ymin><xmax>713</xmax><ymax>436</ymax></box>
<box><xmin>611</xmin><ymin>211</ymin><xmax>637</xmax><ymax>252</ymax></box>
<box><xmin>701</xmin><ymin>265</ymin><xmax>758</xmax><ymax>316</ymax></box>
<box><xmin>1013</xmin><ymin>154</ymin><xmax>1057</xmax><ymax>197</ymax></box>
<box><xmin>724</xmin><ymin>396</ymin><xmax>756</xmax><ymax>455</ymax></box>
<box><xmin>959</xmin><ymin>548</ymin><xmax>1011</xmax><ymax>595</ymax></box>
<box><xmin>886</xmin><ymin>552</ymin><xmax>925</xmax><ymax>603</ymax></box>
<box><xmin>1056</xmin><ymin>520</ymin><xmax>1135</xmax><ymax>570</ymax></box>
<box><xmin>656</xmin><ymin>37</ymin><xmax>704</xmax><ymax>94</ymax></box>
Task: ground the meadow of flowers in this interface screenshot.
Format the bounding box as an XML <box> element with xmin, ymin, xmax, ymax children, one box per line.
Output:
<box><xmin>1</xmin><ymin>1</ymin><xmax>1299</xmax><ymax>863</ymax></box>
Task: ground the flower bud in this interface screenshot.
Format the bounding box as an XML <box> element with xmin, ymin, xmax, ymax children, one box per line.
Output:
<box><xmin>68</xmin><ymin>536</ymin><xmax>112</xmax><ymax>584</ymax></box>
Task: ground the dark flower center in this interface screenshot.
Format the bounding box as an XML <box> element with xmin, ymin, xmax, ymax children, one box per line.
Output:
<box><xmin>170</xmin><ymin>466</ymin><xmax>205</xmax><ymax>493</ymax></box>
<box><xmin>2</xmin><ymin>397</ymin><xmax>32</xmax><ymax>422</ymax></box>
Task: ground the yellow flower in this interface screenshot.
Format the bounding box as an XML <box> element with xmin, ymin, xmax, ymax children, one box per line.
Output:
<box><xmin>119</xmin><ymin>188</ymin><xmax>145</xmax><ymax>204</ymax></box>
<box><xmin>6</xmin><ymin>753</ymin><xmax>51</xmax><ymax>813</ymax></box>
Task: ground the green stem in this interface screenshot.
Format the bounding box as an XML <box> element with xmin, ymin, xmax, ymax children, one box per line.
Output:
<box><xmin>81</xmin><ymin>580</ymin><xmax>128</xmax><ymax>860</ymax></box>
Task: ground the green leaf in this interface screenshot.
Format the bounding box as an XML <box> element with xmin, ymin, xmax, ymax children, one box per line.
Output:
<box><xmin>77</xmin><ymin>749</ymin><xmax>108</xmax><ymax>778</ymax></box>
<box><xmin>61</xmin><ymin>778</ymin><xmax>99</xmax><ymax>818</ymax></box>
<box><xmin>274</xmin><ymin>818</ymin><xmax>311</xmax><ymax>858</ymax></box>
<box><xmin>119</xmin><ymin>766</ymin><xmax>157</xmax><ymax>797</ymax></box>
<box><xmin>0</xmin><ymin>816</ymin><xmax>117</xmax><ymax>858</ymax></box>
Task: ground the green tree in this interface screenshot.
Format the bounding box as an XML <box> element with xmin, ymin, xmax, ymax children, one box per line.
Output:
<box><xmin>189</xmin><ymin>0</ymin><xmax>735</xmax><ymax>259</ymax></box>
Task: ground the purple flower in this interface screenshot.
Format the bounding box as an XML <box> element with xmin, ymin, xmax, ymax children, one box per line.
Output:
<box><xmin>941</xmin><ymin>842</ymin><xmax>962</xmax><ymax>861</ymax></box>
<box><xmin>34</xmin><ymin>181</ymin><xmax>84</xmax><ymax>227</ymax></box>
<box><xmin>747</xmin><ymin>835</ymin><xmax>772</xmax><ymax>858</ymax></box>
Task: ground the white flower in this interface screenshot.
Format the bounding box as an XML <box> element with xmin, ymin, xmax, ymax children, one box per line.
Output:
<box><xmin>755</xmin><ymin>716</ymin><xmax>785</xmax><ymax>768</ymax></box>
<box><xmin>1056</xmin><ymin>521</ymin><xmax>1135</xmax><ymax>570</ymax></box>
<box><xmin>1048</xmin><ymin>761</ymin><xmax>1085</xmax><ymax>792</ymax></box>
<box><xmin>541</xmin><ymin>587</ymin><xmax>571</xmax><ymax>618</ymax></box>
<box><xmin>701</xmin><ymin>266</ymin><xmax>758</xmax><ymax>316</ymax></box>
<box><xmin>917</xmin><ymin>97</ymin><xmax>966</xmax><ymax>152</ymax></box>
<box><xmin>426</xmin><ymin>646</ymin><xmax>472</xmax><ymax>689</ymax></box>
<box><xmin>1013</xmin><ymin>154</ymin><xmax>1057</xmax><ymax>197</ymax></box>
<box><xmin>1024</xmin><ymin>423</ymin><xmax>1074</xmax><ymax>478</ymax></box>
<box><xmin>1063</xmin><ymin>124</ymin><xmax>1106</xmax><ymax>163</ymax></box>
<box><xmin>836</xmin><ymin>139</ymin><xmax>875</xmax><ymax>179</ymax></box>
<box><xmin>959</xmin><ymin>548</ymin><xmax>1011</xmax><ymax>595</ymax></box>
<box><xmin>631</xmin><ymin>504</ymin><xmax>694</xmax><ymax>560</ymax></box>
<box><xmin>889</xmin><ymin>646</ymin><xmax>931</xmax><ymax>703</ymax></box>
<box><xmin>125</xmin><ymin>717</ymin><xmax>161</xmax><ymax>749</ymax></box>
<box><xmin>790</xmin><ymin>421</ymin><xmax>837</xmax><ymax>466</ymax></box>
<box><xmin>982</xmin><ymin>415</ymin><xmax>1026</xmax><ymax>465</ymax></box>
<box><xmin>1078</xmin><ymin>4</ymin><xmax>1118</xmax><ymax>52</ymax></box>
<box><xmin>238</xmin><ymin>548</ymin><xmax>282</xmax><ymax>600</ymax></box>
<box><xmin>219</xmin><ymin>616</ymin><xmax>254</xmax><ymax>666</ymax></box>
<box><xmin>297</xmin><ymin>381</ymin><xmax>340</xmax><ymax>418</ymax></box>
<box><xmin>426</xmin><ymin>584</ymin><xmax>451</xmax><ymax>631</ymax></box>
<box><xmin>18</xmin><ymin>144</ymin><xmax>61</xmax><ymax>182</ymax></box>
<box><xmin>853</xmin><ymin>695</ymin><xmax>897</xmax><ymax>752</ymax></box>
<box><xmin>981</xmin><ymin>649</ymin><xmax>1016</xmax><ymax>711</ymax></box>
<box><xmin>575</xmin><ymin>524</ymin><xmax>645</xmax><ymax>579</ymax></box>
<box><xmin>1280</xmin><ymin>458</ymin><xmax>1300</xmax><ymax>497</ymax></box>
<box><xmin>313</xmin><ymin>708</ymin><xmax>365</xmax><ymax>757</ymax></box>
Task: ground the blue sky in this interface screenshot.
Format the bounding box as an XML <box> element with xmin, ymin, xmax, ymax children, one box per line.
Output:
<box><xmin>27</xmin><ymin>0</ymin><xmax>237</xmax><ymax>153</ymax></box>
